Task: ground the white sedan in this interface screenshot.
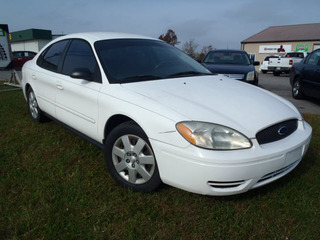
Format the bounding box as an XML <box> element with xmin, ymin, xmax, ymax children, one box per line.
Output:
<box><xmin>21</xmin><ymin>32</ymin><xmax>312</xmax><ymax>196</ymax></box>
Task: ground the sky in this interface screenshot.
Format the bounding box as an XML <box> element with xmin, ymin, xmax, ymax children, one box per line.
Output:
<box><xmin>3</xmin><ymin>0</ymin><xmax>320</xmax><ymax>50</ymax></box>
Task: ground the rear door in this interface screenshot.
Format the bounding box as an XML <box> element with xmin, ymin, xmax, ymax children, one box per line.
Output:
<box><xmin>33</xmin><ymin>40</ymin><xmax>70</xmax><ymax>117</ymax></box>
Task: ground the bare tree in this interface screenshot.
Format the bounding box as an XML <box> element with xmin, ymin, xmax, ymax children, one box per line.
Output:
<box><xmin>198</xmin><ymin>45</ymin><xmax>213</xmax><ymax>61</ymax></box>
<box><xmin>182</xmin><ymin>40</ymin><xmax>199</xmax><ymax>59</ymax></box>
<box><xmin>159</xmin><ymin>29</ymin><xmax>180</xmax><ymax>46</ymax></box>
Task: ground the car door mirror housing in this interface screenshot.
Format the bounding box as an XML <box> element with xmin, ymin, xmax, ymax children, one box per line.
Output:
<box><xmin>253</xmin><ymin>61</ymin><xmax>260</xmax><ymax>66</ymax></box>
<box><xmin>70</xmin><ymin>68</ymin><xmax>93</xmax><ymax>81</ymax></box>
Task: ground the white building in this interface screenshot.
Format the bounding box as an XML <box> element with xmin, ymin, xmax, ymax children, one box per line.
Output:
<box><xmin>241</xmin><ymin>23</ymin><xmax>320</xmax><ymax>63</ymax></box>
<box><xmin>10</xmin><ymin>28</ymin><xmax>62</xmax><ymax>53</ymax></box>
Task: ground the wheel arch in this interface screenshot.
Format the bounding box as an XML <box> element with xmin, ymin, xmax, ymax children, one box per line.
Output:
<box><xmin>25</xmin><ymin>83</ymin><xmax>32</xmax><ymax>97</ymax></box>
<box><xmin>293</xmin><ymin>74</ymin><xmax>301</xmax><ymax>81</ymax></box>
<box><xmin>293</xmin><ymin>74</ymin><xmax>303</xmax><ymax>88</ymax></box>
<box><xmin>103</xmin><ymin>114</ymin><xmax>142</xmax><ymax>143</ymax></box>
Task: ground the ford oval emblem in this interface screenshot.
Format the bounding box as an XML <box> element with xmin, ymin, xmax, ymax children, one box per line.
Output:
<box><xmin>278</xmin><ymin>126</ymin><xmax>288</xmax><ymax>136</ymax></box>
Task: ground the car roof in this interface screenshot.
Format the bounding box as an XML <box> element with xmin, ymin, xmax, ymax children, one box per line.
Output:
<box><xmin>13</xmin><ymin>50</ymin><xmax>37</xmax><ymax>53</ymax></box>
<box><xmin>209</xmin><ymin>49</ymin><xmax>247</xmax><ymax>53</ymax></box>
<box><xmin>52</xmin><ymin>32</ymin><xmax>157</xmax><ymax>44</ymax></box>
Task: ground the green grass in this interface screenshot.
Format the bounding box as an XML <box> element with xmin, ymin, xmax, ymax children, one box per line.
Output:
<box><xmin>1</xmin><ymin>89</ymin><xmax>320</xmax><ymax>239</ymax></box>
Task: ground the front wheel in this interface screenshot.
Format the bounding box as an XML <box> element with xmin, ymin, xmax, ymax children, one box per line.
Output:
<box><xmin>292</xmin><ymin>78</ymin><xmax>304</xmax><ymax>99</ymax></box>
<box><xmin>104</xmin><ymin>121</ymin><xmax>162</xmax><ymax>192</ymax></box>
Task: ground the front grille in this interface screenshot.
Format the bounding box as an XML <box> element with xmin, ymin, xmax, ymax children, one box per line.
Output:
<box><xmin>256</xmin><ymin>119</ymin><xmax>298</xmax><ymax>145</ymax></box>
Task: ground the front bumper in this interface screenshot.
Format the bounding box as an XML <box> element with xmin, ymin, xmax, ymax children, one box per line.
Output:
<box><xmin>151</xmin><ymin>121</ymin><xmax>312</xmax><ymax>196</ymax></box>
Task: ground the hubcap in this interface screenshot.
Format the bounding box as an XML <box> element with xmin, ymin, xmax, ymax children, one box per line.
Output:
<box><xmin>112</xmin><ymin>134</ymin><xmax>155</xmax><ymax>184</ymax></box>
<box><xmin>29</xmin><ymin>91</ymin><xmax>39</xmax><ymax>119</ymax></box>
<box><xmin>293</xmin><ymin>81</ymin><xmax>300</xmax><ymax>97</ymax></box>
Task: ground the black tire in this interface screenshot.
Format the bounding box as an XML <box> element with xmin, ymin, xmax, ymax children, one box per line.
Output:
<box><xmin>292</xmin><ymin>77</ymin><xmax>304</xmax><ymax>99</ymax></box>
<box><xmin>104</xmin><ymin>121</ymin><xmax>162</xmax><ymax>192</ymax></box>
<box><xmin>27</xmin><ymin>88</ymin><xmax>47</xmax><ymax>122</ymax></box>
<box><xmin>262</xmin><ymin>70</ymin><xmax>267</xmax><ymax>74</ymax></box>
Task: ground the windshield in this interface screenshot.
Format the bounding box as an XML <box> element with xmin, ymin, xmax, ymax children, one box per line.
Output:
<box><xmin>94</xmin><ymin>39</ymin><xmax>211</xmax><ymax>83</ymax></box>
<box><xmin>203</xmin><ymin>51</ymin><xmax>251</xmax><ymax>65</ymax></box>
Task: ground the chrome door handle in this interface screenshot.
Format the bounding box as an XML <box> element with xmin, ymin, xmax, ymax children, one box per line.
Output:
<box><xmin>57</xmin><ymin>83</ymin><xmax>63</xmax><ymax>90</ymax></box>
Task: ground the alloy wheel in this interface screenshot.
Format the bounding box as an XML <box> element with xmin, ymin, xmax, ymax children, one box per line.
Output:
<box><xmin>111</xmin><ymin>134</ymin><xmax>156</xmax><ymax>184</ymax></box>
<box><xmin>28</xmin><ymin>91</ymin><xmax>39</xmax><ymax>119</ymax></box>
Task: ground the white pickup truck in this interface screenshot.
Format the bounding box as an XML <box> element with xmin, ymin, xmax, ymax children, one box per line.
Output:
<box><xmin>268</xmin><ymin>52</ymin><xmax>308</xmax><ymax>76</ymax></box>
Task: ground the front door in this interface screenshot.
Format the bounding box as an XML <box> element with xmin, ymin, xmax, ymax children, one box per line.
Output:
<box><xmin>55</xmin><ymin>39</ymin><xmax>102</xmax><ymax>141</ymax></box>
<box><xmin>301</xmin><ymin>50</ymin><xmax>320</xmax><ymax>98</ymax></box>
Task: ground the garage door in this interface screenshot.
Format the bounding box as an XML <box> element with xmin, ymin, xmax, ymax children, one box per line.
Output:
<box><xmin>314</xmin><ymin>44</ymin><xmax>320</xmax><ymax>50</ymax></box>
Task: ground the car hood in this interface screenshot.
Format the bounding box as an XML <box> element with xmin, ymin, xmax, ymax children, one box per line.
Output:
<box><xmin>202</xmin><ymin>63</ymin><xmax>255</xmax><ymax>74</ymax></box>
<box><xmin>121</xmin><ymin>76</ymin><xmax>301</xmax><ymax>138</ymax></box>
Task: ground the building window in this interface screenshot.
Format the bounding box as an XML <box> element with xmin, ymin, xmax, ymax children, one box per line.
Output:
<box><xmin>248</xmin><ymin>53</ymin><xmax>256</xmax><ymax>62</ymax></box>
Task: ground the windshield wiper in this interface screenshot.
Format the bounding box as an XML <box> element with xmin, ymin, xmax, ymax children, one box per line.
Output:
<box><xmin>168</xmin><ymin>71</ymin><xmax>212</xmax><ymax>78</ymax></box>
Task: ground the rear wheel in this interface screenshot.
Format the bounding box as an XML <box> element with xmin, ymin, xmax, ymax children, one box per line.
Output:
<box><xmin>292</xmin><ymin>77</ymin><xmax>304</xmax><ymax>99</ymax></box>
<box><xmin>27</xmin><ymin>88</ymin><xmax>47</xmax><ymax>122</ymax></box>
<box><xmin>105</xmin><ymin>121</ymin><xmax>162</xmax><ymax>192</ymax></box>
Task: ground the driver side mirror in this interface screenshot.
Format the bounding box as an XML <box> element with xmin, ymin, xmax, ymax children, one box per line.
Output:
<box><xmin>253</xmin><ymin>61</ymin><xmax>260</xmax><ymax>66</ymax></box>
<box><xmin>70</xmin><ymin>68</ymin><xmax>93</xmax><ymax>81</ymax></box>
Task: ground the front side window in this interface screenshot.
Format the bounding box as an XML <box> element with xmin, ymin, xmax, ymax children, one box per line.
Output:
<box><xmin>306</xmin><ymin>51</ymin><xmax>320</xmax><ymax>66</ymax></box>
<box><xmin>62</xmin><ymin>39</ymin><xmax>101</xmax><ymax>82</ymax></box>
<box><xmin>37</xmin><ymin>40</ymin><xmax>69</xmax><ymax>71</ymax></box>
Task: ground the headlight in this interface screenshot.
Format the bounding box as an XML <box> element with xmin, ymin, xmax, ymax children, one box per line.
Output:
<box><xmin>176</xmin><ymin>121</ymin><xmax>252</xmax><ymax>150</ymax></box>
<box><xmin>246</xmin><ymin>71</ymin><xmax>255</xmax><ymax>81</ymax></box>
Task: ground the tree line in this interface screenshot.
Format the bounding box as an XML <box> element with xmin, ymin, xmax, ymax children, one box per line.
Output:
<box><xmin>159</xmin><ymin>29</ymin><xmax>214</xmax><ymax>60</ymax></box>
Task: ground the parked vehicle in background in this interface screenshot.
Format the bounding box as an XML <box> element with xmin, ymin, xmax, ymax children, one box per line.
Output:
<box><xmin>290</xmin><ymin>49</ymin><xmax>320</xmax><ymax>99</ymax></box>
<box><xmin>201</xmin><ymin>49</ymin><xmax>260</xmax><ymax>85</ymax></box>
<box><xmin>21</xmin><ymin>32</ymin><xmax>312</xmax><ymax>196</ymax></box>
<box><xmin>268</xmin><ymin>52</ymin><xmax>308</xmax><ymax>76</ymax></box>
<box><xmin>12</xmin><ymin>51</ymin><xmax>37</xmax><ymax>69</ymax></box>
<box><xmin>259</xmin><ymin>56</ymin><xmax>279</xmax><ymax>73</ymax></box>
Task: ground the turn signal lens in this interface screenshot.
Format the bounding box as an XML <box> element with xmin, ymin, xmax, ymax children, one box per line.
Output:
<box><xmin>176</xmin><ymin>123</ymin><xmax>197</xmax><ymax>145</ymax></box>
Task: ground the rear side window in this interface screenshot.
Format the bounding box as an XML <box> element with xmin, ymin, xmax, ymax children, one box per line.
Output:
<box><xmin>286</xmin><ymin>52</ymin><xmax>304</xmax><ymax>58</ymax></box>
<box><xmin>264</xmin><ymin>56</ymin><xmax>278</xmax><ymax>61</ymax></box>
<box><xmin>26</xmin><ymin>52</ymin><xmax>36</xmax><ymax>57</ymax></box>
<box><xmin>13</xmin><ymin>52</ymin><xmax>23</xmax><ymax>57</ymax></box>
<box><xmin>37</xmin><ymin>40</ymin><xmax>69</xmax><ymax>72</ymax></box>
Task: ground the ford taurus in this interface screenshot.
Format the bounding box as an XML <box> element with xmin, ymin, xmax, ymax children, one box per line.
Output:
<box><xmin>21</xmin><ymin>32</ymin><xmax>312</xmax><ymax>196</ymax></box>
